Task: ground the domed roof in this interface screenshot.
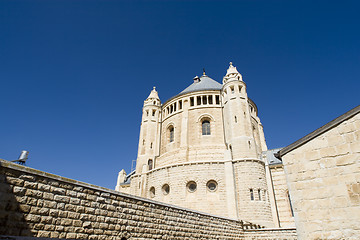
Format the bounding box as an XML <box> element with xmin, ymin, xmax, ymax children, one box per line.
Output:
<box><xmin>179</xmin><ymin>75</ymin><xmax>222</xmax><ymax>95</ymax></box>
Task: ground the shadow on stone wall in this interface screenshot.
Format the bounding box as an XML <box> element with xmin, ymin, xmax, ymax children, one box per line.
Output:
<box><xmin>0</xmin><ymin>162</ymin><xmax>34</xmax><ymax>237</ymax></box>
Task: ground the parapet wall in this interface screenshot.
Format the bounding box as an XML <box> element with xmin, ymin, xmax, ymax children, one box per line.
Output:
<box><xmin>0</xmin><ymin>159</ymin><xmax>297</xmax><ymax>239</ymax></box>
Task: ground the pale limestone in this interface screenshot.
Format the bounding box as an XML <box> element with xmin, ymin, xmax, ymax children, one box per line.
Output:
<box><xmin>282</xmin><ymin>111</ymin><xmax>360</xmax><ymax>240</ymax></box>
<box><xmin>116</xmin><ymin>63</ymin><xmax>278</xmax><ymax>227</ymax></box>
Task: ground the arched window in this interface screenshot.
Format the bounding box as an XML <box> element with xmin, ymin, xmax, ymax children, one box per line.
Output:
<box><xmin>202</xmin><ymin>120</ymin><xmax>211</xmax><ymax>135</ymax></box>
<box><xmin>169</xmin><ymin>126</ymin><xmax>174</xmax><ymax>142</ymax></box>
<box><xmin>148</xmin><ymin>159</ymin><xmax>153</xmax><ymax>170</ymax></box>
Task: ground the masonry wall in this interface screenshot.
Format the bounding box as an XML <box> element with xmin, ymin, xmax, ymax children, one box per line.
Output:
<box><xmin>130</xmin><ymin>162</ymin><xmax>228</xmax><ymax>217</ymax></box>
<box><xmin>269</xmin><ymin>165</ymin><xmax>295</xmax><ymax>228</ymax></box>
<box><xmin>0</xmin><ymin>159</ymin><xmax>247</xmax><ymax>239</ymax></box>
<box><xmin>243</xmin><ymin>228</ymin><xmax>297</xmax><ymax>240</ymax></box>
<box><xmin>282</xmin><ymin>112</ymin><xmax>360</xmax><ymax>240</ymax></box>
<box><xmin>233</xmin><ymin>160</ymin><xmax>274</xmax><ymax>227</ymax></box>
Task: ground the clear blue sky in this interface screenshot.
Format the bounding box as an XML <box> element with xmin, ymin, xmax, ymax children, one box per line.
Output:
<box><xmin>1</xmin><ymin>1</ymin><xmax>359</xmax><ymax>189</ymax></box>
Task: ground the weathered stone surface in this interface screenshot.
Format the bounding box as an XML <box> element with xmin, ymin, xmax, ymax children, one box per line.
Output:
<box><xmin>0</xmin><ymin>159</ymin><xmax>296</xmax><ymax>240</ymax></box>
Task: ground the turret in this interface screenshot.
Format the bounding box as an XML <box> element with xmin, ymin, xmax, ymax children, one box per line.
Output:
<box><xmin>136</xmin><ymin>87</ymin><xmax>162</xmax><ymax>173</ymax></box>
<box><xmin>222</xmin><ymin>62</ymin><xmax>257</xmax><ymax>159</ymax></box>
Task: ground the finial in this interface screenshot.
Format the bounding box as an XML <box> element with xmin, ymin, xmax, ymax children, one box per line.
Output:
<box><xmin>203</xmin><ymin>68</ymin><xmax>206</xmax><ymax>76</ymax></box>
<box><xmin>153</xmin><ymin>86</ymin><xmax>156</xmax><ymax>91</ymax></box>
<box><xmin>229</xmin><ymin>62</ymin><xmax>233</xmax><ymax>66</ymax></box>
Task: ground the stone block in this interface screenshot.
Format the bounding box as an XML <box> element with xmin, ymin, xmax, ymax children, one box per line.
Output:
<box><xmin>24</xmin><ymin>181</ymin><xmax>38</xmax><ymax>189</ymax></box>
<box><xmin>49</xmin><ymin>209</ymin><xmax>58</xmax><ymax>217</ymax></box>
<box><xmin>43</xmin><ymin>192</ymin><xmax>54</xmax><ymax>200</ymax></box>
<box><xmin>68</xmin><ymin>212</ymin><xmax>80</xmax><ymax>219</ymax></box>
<box><xmin>12</xmin><ymin>186</ymin><xmax>26</xmax><ymax>195</ymax></box>
<box><xmin>70</xmin><ymin>197</ymin><xmax>80</xmax><ymax>205</ymax></box>
<box><xmin>19</xmin><ymin>175</ymin><xmax>36</xmax><ymax>182</ymax></box>
<box><xmin>50</xmin><ymin>232</ymin><xmax>60</xmax><ymax>238</ymax></box>
<box><xmin>19</xmin><ymin>204</ymin><xmax>31</xmax><ymax>213</ymax></box>
<box><xmin>335</xmin><ymin>155</ymin><xmax>356</xmax><ymax>166</ymax></box>
<box><xmin>61</xmin><ymin>218</ymin><xmax>73</xmax><ymax>226</ymax></box>
<box><xmin>54</xmin><ymin>195</ymin><xmax>70</xmax><ymax>203</ymax></box>
<box><xmin>51</xmin><ymin>187</ymin><xmax>66</xmax><ymax>195</ymax></box>
<box><xmin>40</xmin><ymin>216</ymin><xmax>53</xmax><ymax>224</ymax></box>
<box><xmin>66</xmin><ymin>233</ymin><xmax>77</xmax><ymax>239</ymax></box>
<box><xmin>37</xmin><ymin>231</ymin><xmax>51</xmax><ymax>238</ymax></box>
<box><xmin>6</xmin><ymin>177</ymin><xmax>24</xmax><ymax>186</ymax></box>
<box><xmin>67</xmin><ymin>190</ymin><xmax>77</xmax><ymax>197</ymax></box>
<box><xmin>25</xmin><ymin>189</ymin><xmax>43</xmax><ymax>198</ymax></box>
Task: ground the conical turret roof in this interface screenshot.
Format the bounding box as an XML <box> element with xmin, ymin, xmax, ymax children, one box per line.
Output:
<box><xmin>147</xmin><ymin>87</ymin><xmax>159</xmax><ymax>100</ymax></box>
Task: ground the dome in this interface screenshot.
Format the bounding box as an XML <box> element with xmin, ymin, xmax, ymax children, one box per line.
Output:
<box><xmin>179</xmin><ymin>75</ymin><xmax>222</xmax><ymax>95</ymax></box>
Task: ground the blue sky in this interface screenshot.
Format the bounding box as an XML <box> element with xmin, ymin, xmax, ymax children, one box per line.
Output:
<box><xmin>1</xmin><ymin>1</ymin><xmax>359</xmax><ymax>189</ymax></box>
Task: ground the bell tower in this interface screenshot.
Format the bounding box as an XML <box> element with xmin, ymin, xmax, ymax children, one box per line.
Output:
<box><xmin>222</xmin><ymin>62</ymin><xmax>258</xmax><ymax>159</ymax></box>
<box><xmin>136</xmin><ymin>87</ymin><xmax>161</xmax><ymax>173</ymax></box>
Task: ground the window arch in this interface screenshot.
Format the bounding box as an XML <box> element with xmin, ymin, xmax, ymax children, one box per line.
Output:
<box><xmin>202</xmin><ymin>120</ymin><xmax>211</xmax><ymax>135</ymax></box>
<box><xmin>168</xmin><ymin>125</ymin><xmax>174</xmax><ymax>142</ymax></box>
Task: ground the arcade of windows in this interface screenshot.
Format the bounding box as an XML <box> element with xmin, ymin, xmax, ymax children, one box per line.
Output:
<box><xmin>163</xmin><ymin>94</ymin><xmax>220</xmax><ymax>118</ymax></box>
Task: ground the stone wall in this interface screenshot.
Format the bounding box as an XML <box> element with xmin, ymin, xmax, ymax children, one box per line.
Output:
<box><xmin>281</xmin><ymin>110</ymin><xmax>360</xmax><ymax>239</ymax></box>
<box><xmin>269</xmin><ymin>165</ymin><xmax>295</xmax><ymax>228</ymax></box>
<box><xmin>0</xmin><ymin>159</ymin><xmax>247</xmax><ymax>239</ymax></box>
<box><xmin>243</xmin><ymin>228</ymin><xmax>297</xmax><ymax>240</ymax></box>
<box><xmin>233</xmin><ymin>160</ymin><xmax>274</xmax><ymax>227</ymax></box>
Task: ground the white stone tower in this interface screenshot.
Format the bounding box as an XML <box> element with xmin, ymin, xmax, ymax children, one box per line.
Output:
<box><xmin>222</xmin><ymin>63</ymin><xmax>272</xmax><ymax>226</ymax></box>
<box><xmin>136</xmin><ymin>87</ymin><xmax>161</xmax><ymax>174</ymax></box>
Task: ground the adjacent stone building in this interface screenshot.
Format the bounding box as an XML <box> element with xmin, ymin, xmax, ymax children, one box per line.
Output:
<box><xmin>276</xmin><ymin>105</ymin><xmax>360</xmax><ymax>239</ymax></box>
<box><xmin>116</xmin><ymin>63</ymin><xmax>294</xmax><ymax>228</ymax></box>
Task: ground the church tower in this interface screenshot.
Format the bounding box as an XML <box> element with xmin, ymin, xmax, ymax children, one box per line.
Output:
<box><xmin>136</xmin><ymin>87</ymin><xmax>161</xmax><ymax>174</ymax></box>
<box><xmin>222</xmin><ymin>62</ymin><xmax>272</xmax><ymax>226</ymax></box>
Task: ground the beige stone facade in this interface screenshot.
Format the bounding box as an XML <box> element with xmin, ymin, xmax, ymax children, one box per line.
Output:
<box><xmin>116</xmin><ymin>63</ymin><xmax>292</xmax><ymax>228</ymax></box>
<box><xmin>278</xmin><ymin>105</ymin><xmax>360</xmax><ymax>239</ymax></box>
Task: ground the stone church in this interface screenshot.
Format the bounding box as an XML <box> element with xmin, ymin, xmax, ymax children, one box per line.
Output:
<box><xmin>115</xmin><ymin>63</ymin><xmax>295</xmax><ymax>228</ymax></box>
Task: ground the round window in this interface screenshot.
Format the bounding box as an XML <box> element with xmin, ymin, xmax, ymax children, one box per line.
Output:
<box><xmin>162</xmin><ymin>184</ymin><xmax>170</xmax><ymax>195</ymax></box>
<box><xmin>207</xmin><ymin>180</ymin><xmax>218</xmax><ymax>192</ymax></box>
<box><xmin>187</xmin><ymin>181</ymin><xmax>197</xmax><ymax>192</ymax></box>
<box><xmin>149</xmin><ymin>187</ymin><xmax>155</xmax><ymax>198</ymax></box>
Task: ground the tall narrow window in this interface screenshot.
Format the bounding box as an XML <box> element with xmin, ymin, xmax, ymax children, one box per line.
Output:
<box><xmin>197</xmin><ymin>96</ymin><xmax>201</xmax><ymax>105</ymax></box>
<box><xmin>150</xmin><ymin>142</ymin><xmax>153</xmax><ymax>149</ymax></box>
<box><xmin>174</xmin><ymin>102</ymin><xmax>177</xmax><ymax>111</ymax></box>
<box><xmin>190</xmin><ymin>97</ymin><xmax>194</xmax><ymax>106</ymax></box>
<box><xmin>250</xmin><ymin>189</ymin><xmax>254</xmax><ymax>200</ymax></box>
<box><xmin>148</xmin><ymin>159</ymin><xmax>153</xmax><ymax>170</ymax></box>
<box><xmin>208</xmin><ymin>95</ymin><xmax>213</xmax><ymax>104</ymax></box>
<box><xmin>287</xmin><ymin>191</ymin><xmax>294</xmax><ymax>217</ymax></box>
<box><xmin>179</xmin><ymin>100</ymin><xmax>182</xmax><ymax>110</ymax></box>
<box><xmin>258</xmin><ymin>189</ymin><xmax>261</xmax><ymax>201</ymax></box>
<box><xmin>230</xmin><ymin>86</ymin><xmax>234</xmax><ymax>94</ymax></box>
<box><xmin>152</xmin><ymin>110</ymin><xmax>156</xmax><ymax>116</ymax></box>
<box><xmin>235</xmin><ymin>116</ymin><xmax>237</xmax><ymax>123</ymax></box>
<box><xmin>202</xmin><ymin>96</ymin><xmax>207</xmax><ymax>104</ymax></box>
<box><xmin>215</xmin><ymin>95</ymin><xmax>220</xmax><ymax>104</ymax></box>
<box><xmin>202</xmin><ymin>120</ymin><xmax>211</xmax><ymax>135</ymax></box>
<box><xmin>169</xmin><ymin>126</ymin><xmax>174</xmax><ymax>142</ymax></box>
